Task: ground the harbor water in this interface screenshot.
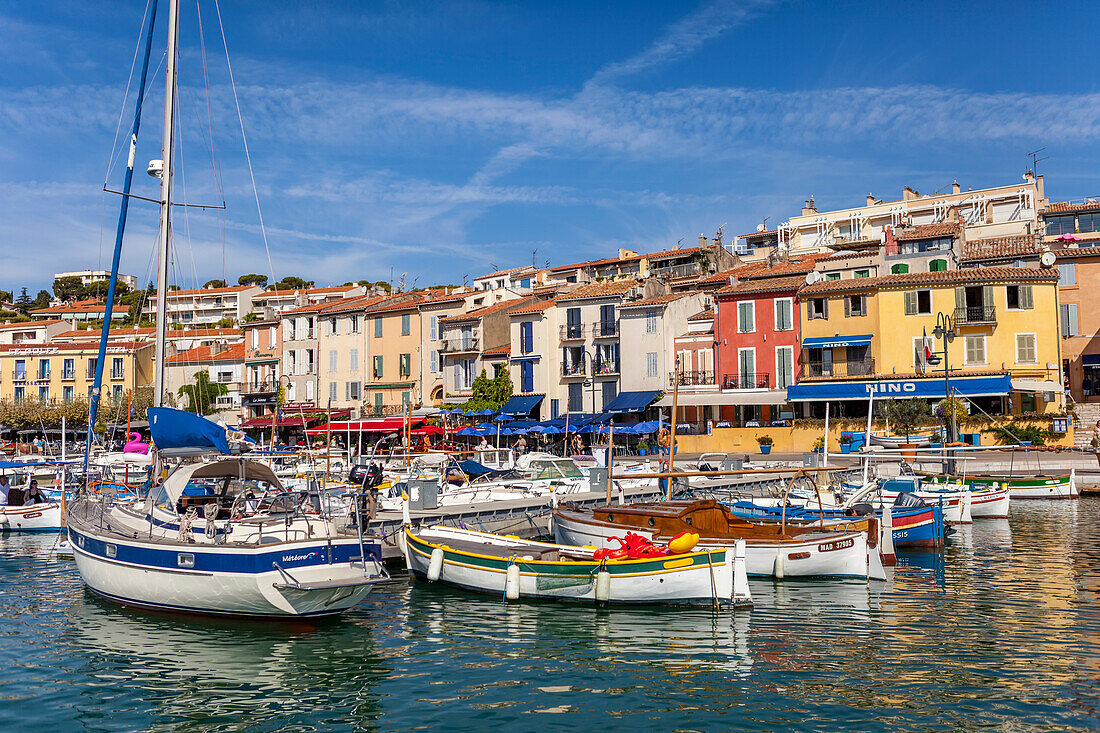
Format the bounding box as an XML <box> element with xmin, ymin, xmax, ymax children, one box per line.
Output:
<box><xmin>2</xmin><ymin>500</ymin><xmax>1098</xmax><ymax>731</ymax></box>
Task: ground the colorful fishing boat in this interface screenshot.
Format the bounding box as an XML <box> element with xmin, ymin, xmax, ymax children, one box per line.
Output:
<box><xmin>726</xmin><ymin>500</ymin><xmax>946</xmax><ymax>549</ymax></box>
<box><xmin>553</xmin><ymin>500</ymin><xmax>873</xmax><ymax>579</ymax></box>
<box><xmin>919</xmin><ymin>470</ymin><xmax>1077</xmax><ymax>500</ymax></box>
<box><xmin>402</xmin><ymin>524</ymin><xmax>750</xmax><ymax>606</ymax></box>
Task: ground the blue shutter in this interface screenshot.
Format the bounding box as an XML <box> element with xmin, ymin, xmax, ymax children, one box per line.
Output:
<box><xmin>521</xmin><ymin>321</ymin><xmax>533</xmax><ymax>353</ymax></box>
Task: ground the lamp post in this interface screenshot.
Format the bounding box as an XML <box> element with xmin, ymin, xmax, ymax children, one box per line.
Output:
<box><xmin>927</xmin><ymin>312</ymin><xmax>957</xmax><ymax>445</ymax></box>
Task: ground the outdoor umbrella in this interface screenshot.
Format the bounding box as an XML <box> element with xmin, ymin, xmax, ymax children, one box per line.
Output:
<box><xmin>475</xmin><ymin>423</ymin><xmax>496</xmax><ymax>431</ymax></box>
<box><xmin>539</xmin><ymin>425</ymin><xmax>563</xmax><ymax>435</ymax></box>
<box><xmin>457</xmin><ymin>427</ymin><xmax>484</xmax><ymax>436</ymax></box>
<box><xmin>477</xmin><ymin>408</ymin><xmax>496</xmax><ymax>416</ymax></box>
<box><xmin>411</xmin><ymin>425</ymin><xmax>445</xmax><ymax>435</ymax></box>
<box><xmin>632</xmin><ymin>421</ymin><xmax>659</xmax><ymax>434</ymax></box>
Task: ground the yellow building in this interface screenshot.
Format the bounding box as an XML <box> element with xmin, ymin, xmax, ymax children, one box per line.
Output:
<box><xmin>362</xmin><ymin>296</ymin><xmax>425</xmax><ymax>415</ymax></box>
<box><xmin>791</xmin><ymin>268</ymin><xmax>1062</xmax><ymax>415</ymax></box>
<box><xmin>0</xmin><ymin>341</ymin><xmax>154</xmax><ymax>404</ymax></box>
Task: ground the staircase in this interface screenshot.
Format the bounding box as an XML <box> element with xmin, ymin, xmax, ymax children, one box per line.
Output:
<box><xmin>1072</xmin><ymin>401</ymin><xmax>1100</xmax><ymax>449</ymax></box>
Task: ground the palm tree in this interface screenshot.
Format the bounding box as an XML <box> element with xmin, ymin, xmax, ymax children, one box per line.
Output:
<box><xmin>178</xmin><ymin>370</ymin><xmax>228</xmax><ymax>415</ymax></box>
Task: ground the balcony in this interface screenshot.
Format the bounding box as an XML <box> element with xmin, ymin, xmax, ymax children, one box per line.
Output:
<box><xmin>594</xmin><ymin>360</ymin><xmax>620</xmax><ymax>376</ymax></box>
<box><xmin>591</xmin><ymin>320</ymin><xmax>618</xmax><ymax>339</ymax></box>
<box><xmin>12</xmin><ymin>372</ymin><xmax>26</xmax><ymax>381</ymax></box>
<box><xmin>440</xmin><ymin>336</ymin><xmax>480</xmax><ymax>353</ymax></box>
<box><xmin>670</xmin><ymin>371</ymin><xmax>715</xmax><ymax>386</ymax></box>
<box><xmin>722</xmin><ymin>372</ymin><xmax>771</xmax><ymax>390</ymax></box>
<box><xmin>110</xmin><ymin>371</ymin><xmax>125</xmax><ymax>380</ymax></box>
<box><xmin>61</xmin><ymin>370</ymin><xmax>75</xmax><ymax>380</ymax></box>
<box><xmin>800</xmin><ymin>358</ymin><xmax>876</xmax><ymax>379</ymax></box>
<box><xmin>245</xmin><ymin>379</ymin><xmax>279</xmax><ymax>395</ymax></box>
<box><xmin>561</xmin><ymin>363</ymin><xmax>587</xmax><ymax>378</ymax></box>
<box><xmin>652</xmin><ymin>262</ymin><xmax>701</xmax><ymax>279</ymax></box>
<box><xmin>954</xmin><ymin>305</ymin><xmax>996</xmax><ymax>325</ymax></box>
<box><xmin>559</xmin><ymin>324</ymin><xmax>586</xmax><ymax>341</ymax></box>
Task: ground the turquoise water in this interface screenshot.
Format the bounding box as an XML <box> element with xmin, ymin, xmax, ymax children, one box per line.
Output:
<box><xmin>2</xmin><ymin>501</ymin><xmax>1099</xmax><ymax>731</ymax></box>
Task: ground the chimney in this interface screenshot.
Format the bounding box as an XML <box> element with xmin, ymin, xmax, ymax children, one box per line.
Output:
<box><xmin>903</xmin><ymin>185</ymin><xmax>919</xmax><ymax>201</ymax></box>
<box><xmin>802</xmin><ymin>196</ymin><xmax>817</xmax><ymax>216</ymax></box>
<box><xmin>1023</xmin><ymin>169</ymin><xmax>1035</xmax><ymax>183</ymax></box>
<box><xmin>952</xmin><ymin>180</ymin><xmax>961</xmax><ymax>194</ymax></box>
<box><xmin>866</xmin><ymin>193</ymin><xmax>875</xmax><ymax>206</ymax></box>
<box><xmin>698</xmin><ymin>234</ymin><xmax>707</xmax><ymax>247</ymax></box>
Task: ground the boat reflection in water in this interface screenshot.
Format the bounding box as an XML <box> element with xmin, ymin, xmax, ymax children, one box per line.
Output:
<box><xmin>65</xmin><ymin>594</ymin><xmax>392</xmax><ymax>729</ymax></box>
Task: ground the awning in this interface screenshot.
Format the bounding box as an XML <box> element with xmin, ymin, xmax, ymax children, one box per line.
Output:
<box><xmin>241</xmin><ymin>416</ymin><xmax>315</xmax><ymax>429</ymax></box>
<box><xmin>305</xmin><ymin>417</ymin><xmax>425</xmax><ymax>435</ymax></box>
<box><xmin>1084</xmin><ymin>354</ymin><xmax>1100</xmax><ymax>366</ymax></box>
<box><xmin>656</xmin><ymin>389</ymin><xmax>788</xmax><ymax>407</ymax></box>
<box><xmin>509</xmin><ymin>355</ymin><xmax>540</xmax><ymax>363</ymax></box>
<box><xmin>787</xmin><ymin>374</ymin><xmax>1012</xmax><ymax>402</ymax></box>
<box><xmin>499</xmin><ymin>394</ymin><xmax>544</xmax><ymax>416</ymax></box>
<box><xmin>802</xmin><ymin>334</ymin><xmax>873</xmax><ymax>349</ymax></box>
<box><xmin>1010</xmin><ymin>379</ymin><xmax>1060</xmax><ymax>393</ymax></box>
<box><xmin>603</xmin><ymin>390</ymin><xmax>660</xmax><ymax>413</ymax></box>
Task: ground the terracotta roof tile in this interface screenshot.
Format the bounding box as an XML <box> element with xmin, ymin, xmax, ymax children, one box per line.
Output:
<box><xmin>31</xmin><ymin>300</ymin><xmax>110</xmax><ymax>314</ymax></box>
<box><xmin>746</xmin><ymin>255</ymin><xmax>823</xmax><ymax>278</ymax></box>
<box><xmin>1044</xmin><ymin>201</ymin><xmax>1100</xmax><ymax>214</ymax></box>
<box><xmin>738</xmin><ymin>229</ymin><xmax>778</xmax><ymax>239</ymax></box>
<box><xmin>508</xmin><ymin>298</ymin><xmax>557</xmax><ymax>315</ymax></box>
<box><xmin>699</xmin><ymin>262</ymin><xmax>768</xmax><ymax>284</ymax></box>
<box><xmin>166</xmin><ymin>343</ymin><xmax>246</xmax><ymax>364</ymax></box>
<box><xmin>0</xmin><ymin>341</ymin><xmax>150</xmax><ymax>353</ymax></box>
<box><xmin>800</xmin><ymin>267</ymin><xmax>1056</xmax><ymax>295</ymax></box>
<box><xmin>687</xmin><ymin>308</ymin><xmax>714</xmax><ymax>322</ymax></box>
<box><xmin>555</xmin><ymin>281</ymin><xmax>635</xmax><ymax>302</ymax></box>
<box><xmin>960</xmin><ymin>234</ymin><xmax>1041</xmax><ymax>262</ymax></box>
<box><xmin>643</xmin><ymin>246</ymin><xmax>704</xmax><ymax>260</ymax></box>
<box><xmin>716</xmin><ymin>275</ymin><xmax>806</xmax><ymax>296</ymax></box>
<box><xmin>481</xmin><ymin>344</ymin><xmax>511</xmax><ymax>356</ymax></box>
<box><xmin>444</xmin><ymin>296</ymin><xmax>540</xmax><ymax>323</ymax></box>
<box><xmin>362</xmin><ymin>294</ymin><xmax>427</xmax><ymax>314</ymax></box>
<box><xmin>0</xmin><ymin>319</ymin><xmax>64</xmax><ymax>330</ymax></box>
<box><xmin>251</xmin><ymin>285</ymin><xmax>358</xmax><ymax>302</ymax></box>
<box><xmin>1052</xmin><ymin>246</ymin><xmax>1100</xmax><ymax>260</ymax></box>
<box><xmin>816</xmin><ymin>250</ymin><xmax>879</xmax><ymax>263</ymax></box>
<box><xmin>893</xmin><ymin>222</ymin><xmax>960</xmax><ymax>242</ymax></box>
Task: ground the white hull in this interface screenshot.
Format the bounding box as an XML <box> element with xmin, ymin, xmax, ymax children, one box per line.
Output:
<box><xmin>553</xmin><ymin>512</ymin><xmax>868</xmax><ymax>579</ymax></box>
<box><xmin>69</xmin><ymin>526</ymin><xmax>382</xmax><ymax>617</ymax></box>
<box><xmin>968</xmin><ymin>487</ymin><xmax>1011</xmax><ymax>518</ymax></box>
<box><xmin>0</xmin><ymin>502</ymin><xmax>62</xmax><ymax>531</ymax></box>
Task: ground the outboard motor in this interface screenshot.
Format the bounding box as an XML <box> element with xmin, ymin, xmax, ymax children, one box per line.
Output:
<box><xmin>349</xmin><ymin>462</ymin><xmax>383</xmax><ymax>490</ymax></box>
<box><xmin>892</xmin><ymin>491</ymin><xmax>927</xmax><ymax>509</ymax></box>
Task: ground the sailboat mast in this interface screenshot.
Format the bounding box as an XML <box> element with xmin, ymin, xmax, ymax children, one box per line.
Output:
<box><xmin>153</xmin><ymin>0</ymin><xmax>180</xmax><ymax>407</ymax></box>
<box><xmin>81</xmin><ymin>0</ymin><xmax>160</xmax><ymax>476</ymax></box>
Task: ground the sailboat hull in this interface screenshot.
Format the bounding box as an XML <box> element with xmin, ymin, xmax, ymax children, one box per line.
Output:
<box><xmin>0</xmin><ymin>503</ymin><xmax>63</xmax><ymax>532</ymax></box>
<box><xmin>68</xmin><ymin>525</ymin><xmax>385</xmax><ymax>617</ymax></box>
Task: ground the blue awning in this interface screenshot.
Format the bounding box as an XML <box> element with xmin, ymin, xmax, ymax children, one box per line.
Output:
<box><xmin>509</xmin><ymin>355</ymin><xmax>540</xmax><ymax>363</ymax></box>
<box><xmin>786</xmin><ymin>374</ymin><xmax>1012</xmax><ymax>402</ymax></box>
<box><xmin>499</xmin><ymin>394</ymin><xmax>544</xmax><ymax>416</ymax></box>
<box><xmin>802</xmin><ymin>334</ymin><xmax>873</xmax><ymax>349</ymax></box>
<box><xmin>1084</xmin><ymin>354</ymin><xmax>1100</xmax><ymax>366</ymax></box>
<box><xmin>602</xmin><ymin>390</ymin><xmax>661</xmax><ymax>413</ymax></box>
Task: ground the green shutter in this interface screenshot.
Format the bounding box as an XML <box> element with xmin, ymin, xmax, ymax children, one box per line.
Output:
<box><xmin>1020</xmin><ymin>284</ymin><xmax>1033</xmax><ymax>309</ymax></box>
<box><xmin>904</xmin><ymin>291</ymin><xmax>917</xmax><ymax>315</ymax></box>
<box><xmin>982</xmin><ymin>285</ymin><xmax>995</xmax><ymax>310</ymax></box>
<box><xmin>955</xmin><ymin>286</ymin><xmax>965</xmax><ymax>311</ymax></box>
<box><xmin>844</xmin><ymin>296</ymin><xmax>851</xmax><ymax>317</ymax></box>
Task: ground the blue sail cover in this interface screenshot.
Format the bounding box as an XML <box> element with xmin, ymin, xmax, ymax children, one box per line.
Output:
<box><xmin>148</xmin><ymin>407</ymin><xmax>231</xmax><ymax>454</ymax></box>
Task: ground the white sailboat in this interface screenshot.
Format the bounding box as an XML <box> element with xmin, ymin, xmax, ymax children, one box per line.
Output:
<box><xmin>66</xmin><ymin>0</ymin><xmax>389</xmax><ymax>617</ymax></box>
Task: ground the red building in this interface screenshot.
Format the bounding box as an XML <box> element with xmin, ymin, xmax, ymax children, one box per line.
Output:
<box><xmin>714</xmin><ymin>275</ymin><xmax>803</xmax><ymax>424</ymax></box>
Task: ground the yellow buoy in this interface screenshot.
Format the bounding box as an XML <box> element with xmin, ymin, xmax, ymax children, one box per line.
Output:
<box><xmin>668</xmin><ymin>531</ymin><xmax>700</xmax><ymax>554</ymax></box>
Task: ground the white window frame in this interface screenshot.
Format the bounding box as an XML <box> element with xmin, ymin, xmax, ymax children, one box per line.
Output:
<box><xmin>964</xmin><ymin>334</ymin><xmax>987</xmax><ymax>366</ymax></box>
<box><xmin>774</xmin><ymin>297</ymin><xmax>793</xmax><ymax>331</ymax></box>
<box><xmin>912</xmin><ymin>335</ymin><xmax>933</xmax><ymax>369</ymax></box>
<box><xmin>737</xmin><ymin>301</ymin><xmax>755</xmax><ymax>334</ymax></box>
<box><xmin>1015</xmin><ymin>332</ymin><xmax>1038</xmax><ymax>365</ymax></box>
<box><xmin>916</xmin><ymin>290</ymin><xmax>932</xmax><ymax>315</ymax></box>
<box><xmin>774</xmin><ymin>346</ymin><xmax>794</xmax><ymax>389</ymax></box>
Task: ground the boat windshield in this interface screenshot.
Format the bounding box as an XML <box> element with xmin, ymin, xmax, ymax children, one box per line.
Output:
<box><xmin>526</xmin><ymin>459</ymin><xmax>582</xmax><ymax>480</ymax></box>
<box><xmin>148</xmin><ymin>484</ymin><xmax>176</xmax><ymax>514</ymax></box>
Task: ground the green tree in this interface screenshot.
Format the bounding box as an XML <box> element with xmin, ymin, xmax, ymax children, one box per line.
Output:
<box><xmin>242</xmin><ymin>312</ymin><xmax>260</xmax><ymax>322</ymax></box>
<box><xmin>882</xmin><ymin>398</ymin><xmax>931</xmax><ymax>442</ymax></box>
<box><xmin>238</xmin><ymin>273</ymin><xmax>268</xmax><ymax>287</ymax></box>
<box><xmin>14</xmin><ymin>288</ymin><xmax>32</xmax><ymax>314</ymax></box>
<box><xmin>177</xmin><ymin>370</ymin><xmax>229</xmax><ymax>415</ymax></box>
<box><xmin>203</xmin><ymin>279</ymin><xmax>227</xmax><ymax>289</ymax></box>
<box><xmin>0</xmin><ymin>290</ymin><xmax>12</xmax><ymax>304</ymax></box>
<box><xmin>53</xmin><ymin>276</ymin><xmax>86</xmax><ymax>301</ymax></box>
<box><xmin>489</xmin><ymin>367</ymin><xmax>513</xmax><ymax>407</ymax></box>
<box><xmin>32</xmin><ymin>290</ymin><xmax>52</xmax><ymax>310</ymax></box>
<box><xmin>268</xmin><ymin>276</ymin><xmax>313</xmax><ymax>291</ymax></box>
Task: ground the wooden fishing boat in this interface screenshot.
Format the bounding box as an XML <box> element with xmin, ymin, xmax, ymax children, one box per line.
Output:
<box><xmin>403</xmin><ymin>525</ymin><xmax>750</xmax><ymax>606</ymax></box>
<box><xmin>726</xmin><ymin>501</ymin><xmax>947</xmax><ymax>548</ymax></box>
<box><xmin>917</xmin><ymin>470</ymin><xmax>1076</xmax><ymax>500</ymax></box>
<box><xmin>0</xmin><ymin>502</ymin><xmax>62</xmax><ymax>532</ymax></box>
<box><xmin>552</xmin><ymin>500</ymin><xmax>872</xmax><ymax>579</ymax></box>
<box><xmin>867</xmin><ymin>433</ymin><xmax>933</xmax><ymax>448</ymax></box>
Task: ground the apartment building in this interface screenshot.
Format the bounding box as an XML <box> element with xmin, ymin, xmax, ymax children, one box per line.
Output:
<box><xmin>668</xmin><ymin>307</ymin><xmax>720</xmax><ymax>425</ymax></box>
<box><xmin>507</xmin><ymin>298</ymin><xmax>560</xmax><ymax>420</ymax></box>
<box><xmin>472</xmin><ymin>266</ymin><xmax>540</xmax><ymax>293</ymax></box>
<box><xmin>279</xmin><ymin>301</ymin><xmax>324</xmax><ymax>407</ymax></box>
<box><xmin>248</xmin><ymin>285</ymin><xmax>365</xmax><ymax>320</ymax></box>
<box><xmin>29</xmin><ymin>299</ymin><xmax>128</xmax><ymax>324</ymax></box>
<box><xmin>419</xmin><ymin>291</ymin><xmax>475</xmax><ymax>406</ymax></box>
<box><xmin>619</xmin><ymin>292</ymin><xmax>707</xmax><ymax>395</ymax></box>
<box><xmin>241</xmin><ymin>319</ymin><xmax>281</xmax><ymax>420</ymax></box>
<box><xmin>166</xmin><ymin>343</ymin><xmax>246</xmax><ymax>420</ymax></box>
<box><xmin>0</xmin><ymin>320</ymin><xmax>69</xmax><ymax>345</ymax></box>
<box><xmin>359</xmin><ymin>296</ymin><xmax>427</xmax><ymax>415</ymax></box>
<box><xmin>440</xmin><ymin>295</ymin><xmax>541</xmax><ymax>401</ymax></box>
<box><xmin>789</xmin><ymin>268</ymin><xmax>1062</xmax><ymax>417</ymax></box>
<box><xmin>0</xmin><ymin>341</ymin><xmax>153</xmax><ymax>404</ymax></box>
<box><xmin>147</xmin><ymin>285</ymin><xmax>263</xmax><ymax>326</ymax></box>
<box><xmin>54</xmin><ymin>269</ymin><xmax>139</xmax><ymax>289</ymax></box>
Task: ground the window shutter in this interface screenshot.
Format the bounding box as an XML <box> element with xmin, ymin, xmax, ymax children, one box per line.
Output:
<box><xmin>903</xmin><ymin>291</ymin><xmax>916</xmax><ymax>315</ymax></box>
<box><xmin>1061</xmin><ymin>304</ymin><xmax>1069</xmax><ymax>337</ymax></box>
<box><xmin>982</xmin><ymin>285</ymin><xmax>994</xmax><ymax>310</ymax></box>
<box><xmin>822</xmin><ymin>297</ymin><xmax>828</xmax><ymax>319</ymax></box>
<box><xmin>1020</xmin><ymin>284</ymin><xmax>1033</xmax><ymax>309</ymax></box>
<box><xmin>844</xmin><ymin>296</ymin><xmax>851</xmax><ymax>317</ymax></box>
<box><xmin>1070</xmin><ymin>304</ymin><xmax>1079</xmax><ymax>336</ymax></box>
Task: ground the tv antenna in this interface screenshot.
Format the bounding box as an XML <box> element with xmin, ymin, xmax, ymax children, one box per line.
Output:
<box><xmin>1027</xmin><ymin>147</ymin><xmax>1048</xmax><ymax>177</ymax></box>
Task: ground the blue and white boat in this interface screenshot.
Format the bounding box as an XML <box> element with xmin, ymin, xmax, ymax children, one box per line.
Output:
<box><xmin>67</xmin><ymin>0</ymin><xmax>387</xmax><ymax>618</ymax></box>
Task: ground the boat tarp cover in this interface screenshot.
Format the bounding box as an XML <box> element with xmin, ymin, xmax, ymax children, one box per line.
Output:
<box><xmin>149</xmin><ymin>407</ymin><xmax>231</xmax><ymax>455</ymax></box>
<box><xmin>161</xmin><ymin>459</ymin><xmax>282</xmax><ymax>505</ymax></box>
<box><xmin>456</xmin><ymin>460</ymin><xmax>496</xmax><ymax>476</ymax></box>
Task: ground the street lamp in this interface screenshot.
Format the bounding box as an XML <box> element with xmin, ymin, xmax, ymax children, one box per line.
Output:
<box><xmin>926</xmin><ymin>312</ymin><xmax>957</xmax><ymax>444</ymax></box>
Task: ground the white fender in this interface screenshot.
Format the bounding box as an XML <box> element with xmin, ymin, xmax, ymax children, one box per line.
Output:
<box><xmin>427</xmin><ymin>547</ymin><xmax>444</xmax><ymax>582</ymax></box>
<box><xmin>595</xmin><ymin>568</ymin><xmax>611</xmax><ymax>604</ymax></box>
<box><xmin>733</xmin><ymin>540</ymin><xmax>751</xmax><ymax>605</ymax></box>
<box><xmin>505</xmin><ymin>563</ymin><xmax>521</xmax><ymax>600</ymax></box>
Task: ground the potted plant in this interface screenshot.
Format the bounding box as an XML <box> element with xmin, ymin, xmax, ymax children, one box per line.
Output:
<box><xmin>756</xmin><ymin>434</ymin><xmax>774</xmax><ymax>455</ymax></box>
<box><xmin>839</xmin><ymin>433</ymin><xmax>852</xmax><ymax>454</ymax></box>
<box><xmin>811</xmin><ymin>436</ymin><xmax>825</xmax><ymax>454</ymax></box>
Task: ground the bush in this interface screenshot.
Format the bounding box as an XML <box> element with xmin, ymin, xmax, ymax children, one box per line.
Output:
<box><xmin>990</xmin><ymin>422</ymin><xmax>1054</xmax><ymax>446</ymax></box>
<box><xmin>756</xmin><ymin>434</ymin><xmax>774</xmax><ymax>446</ymax></box>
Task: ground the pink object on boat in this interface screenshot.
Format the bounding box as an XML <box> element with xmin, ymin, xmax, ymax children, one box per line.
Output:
<box><xmin>123</xmin><ymin>432</ymin><xmax>150</xmax><ymax>454</ymax></box>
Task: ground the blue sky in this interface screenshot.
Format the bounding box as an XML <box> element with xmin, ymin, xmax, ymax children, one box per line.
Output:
<box><xmin>1</xmin><ymin>0</ymin><xmax>1099</xmax><ymax>295</ymax></box>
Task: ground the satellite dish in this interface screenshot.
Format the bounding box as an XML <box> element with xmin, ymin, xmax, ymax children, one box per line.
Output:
<box><xmin>804</xmin><ymin>271</ymin><xmax>822</xmax><ymax>285</ymax></box>
<box><xmin>1040</xmin><ymin>251</ymin><xmax>1057</xmax><ymax>267</ymax></box>
<box><xmin>756</xmin><ymin>223</ymin><xmax>766</xmax><ymax>232</ymax></box>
